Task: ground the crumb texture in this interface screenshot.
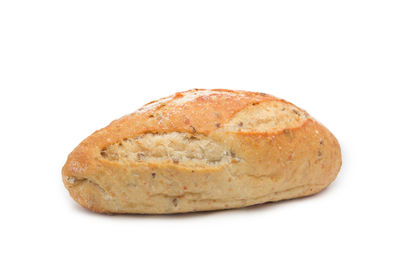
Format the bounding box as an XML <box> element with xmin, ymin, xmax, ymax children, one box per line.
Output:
<box><xmin>101</xmin><ymin>132</ymin><xmax>234</xmax><ymax>167</ymax></box>
<box><xmin>225</xmin><ymin>101</ymin><xmax>309</xmax><ymax>132</ymax></box>
<box><xmin>100</xmin><ymin>100</ymin><xmax>308</xmax><ymax>167</ymax></box>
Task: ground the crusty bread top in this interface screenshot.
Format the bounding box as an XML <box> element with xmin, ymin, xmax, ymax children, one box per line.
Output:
<box><xmin>63</xmin><ymin>89</ymin><xmax>310</xmax><ymax>178</ymax></box>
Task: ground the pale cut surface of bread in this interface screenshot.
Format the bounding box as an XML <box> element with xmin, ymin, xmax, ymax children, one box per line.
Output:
<box><xmin>62</xmin><ymin>89</ymin><xmax>342</xmax><ymax>214</ymax></box>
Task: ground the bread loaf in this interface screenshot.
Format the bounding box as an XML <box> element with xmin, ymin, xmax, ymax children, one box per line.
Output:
<box><xmin>62</xmin><ymin>89</ymin><xmax>341</xmax><ymax>214</ymax></box>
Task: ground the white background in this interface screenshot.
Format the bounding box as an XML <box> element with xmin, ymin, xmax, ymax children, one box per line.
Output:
<box><xmin>1</xmin><ymin>1</ymin><xmax>399</xmax><ymax>266</ymax></box>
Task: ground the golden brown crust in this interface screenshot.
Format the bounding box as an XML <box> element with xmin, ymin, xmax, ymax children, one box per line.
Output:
<box><xmin>62</xmin><ymin>89</ymin><xmax>341</xmax><ymax>214</ymax></box>
<box><xmin>63</xmin><ymin>89</ymin><xmax>279</xmax><ymax>178</ymax></box>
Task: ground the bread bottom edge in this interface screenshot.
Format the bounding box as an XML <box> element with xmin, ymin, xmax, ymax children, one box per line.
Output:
<box><xmin>66</xmin><ymin>180</ymin><xmax>331</xmax><ymax>215</ymax></box>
